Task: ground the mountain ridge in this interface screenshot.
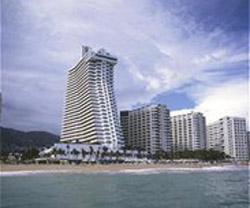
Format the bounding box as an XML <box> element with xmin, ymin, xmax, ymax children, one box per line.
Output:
<box><xmin>1</xmin><ymin>126</ymin><xmax>60</xmax><ymax>152</ymax></box>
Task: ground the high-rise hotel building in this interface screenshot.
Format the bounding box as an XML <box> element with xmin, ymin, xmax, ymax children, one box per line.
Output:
<box><xmin>60</xmin><ymin>46</ymin><xmax>123</xmax><ymax>150</ymax></box>
<box><xmin>171</xmin><ymin>112</ymin><xmax>206</xmax><ymax>152</ymax></box>
<box><xmin>120</xmin><ymin>104</ymin><xmax>172</xmax><ymax>154</ymax></box>
<box><xmin>207</xmin><ymin>117</ymin><xmax>248</xmax><ymax>160</ymax></box>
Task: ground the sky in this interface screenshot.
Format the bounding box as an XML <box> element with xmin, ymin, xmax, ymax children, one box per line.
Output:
<box><xmin>2</xmin><ymin>0</ymin><xmax>249</xmax><ymax>134</ymax></box>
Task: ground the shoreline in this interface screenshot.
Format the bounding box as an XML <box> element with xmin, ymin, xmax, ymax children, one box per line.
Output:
<box><xmin>0</xmin><ymin>163</ymin><xmax>248</xmax><ymax>174</ymax></box>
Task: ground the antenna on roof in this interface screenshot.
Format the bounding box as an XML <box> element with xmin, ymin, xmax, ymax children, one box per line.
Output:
<box><xmin>81</xmin><ymin>45</ymin><xmax>91</xmax><ymax>57</ymax></box>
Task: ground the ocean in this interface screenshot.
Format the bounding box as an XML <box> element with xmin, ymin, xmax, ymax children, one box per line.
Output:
<box><xmin>1</xmin><ymin>166</ymin><xmax>249</xmax><ymax>208</ymax></box>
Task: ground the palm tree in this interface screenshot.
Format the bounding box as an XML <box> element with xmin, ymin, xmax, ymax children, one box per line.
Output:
<box><xmin>110</xmin><ymin>150</ymin><xmax>114</xmax><ymax>161</ymax></box>
<box><xmin>81</xmin><ymin>148</ymin><xmax>86</xmax><ymax>159</ymax></box>
<box><xmin>137</xmin><ymin>147</ymin><xmax>145</xmax><ymax>158</ymax></box>
<box><xmin>101</xmin><ymin>146</ymin><xmax>108</xmax><ymax>160</ymax></box>
<box><xmin>89</xmin><ymin>146</ymin><xmax>94</xmax><ymax>157</ymax></box>
<box><xmin>154</xmin><ymin>149</ymin><xmax>165</xmax><ymax>161</ymax></box>
<box><xmin>58</xmin><ymin>149</ymin><xmax>65</xmax><ymax>155</ymax></box>
<box><xmin>96</xmin><ymin>148</ymin><xmax>101</xmax><ymax>161</ymax></box>
<box><xmin>89</xmin><ymin>146</ymin><xmax>94</xmax><ymax>161</ymax></box>
<box><xmin>122</xmin><ymin>147</ymin><xmax>126</xmax><ymax>156</ymax></box>
<box><xmin>71</xmin><ymin>149</ymin><xmax>80</xmax><ymax>160</ymax></box>
<box><xmin>66</xmin><ymin>144</ymin><xmax>70</xmax><ymax>155</ymax></box>
<box><xmin>57</xmin><ymin>149</ymin><xmax>65</xmax><ymax>159</ymax></box>
<box><xmin>115</xmin><ymin>150</ymin><xmax>120</xmax><ymax>162</ymax></box>
<box><xmin>52</xmin><ymin>148</ymin><xmax>58</xmax><ymax>158</ymax></box>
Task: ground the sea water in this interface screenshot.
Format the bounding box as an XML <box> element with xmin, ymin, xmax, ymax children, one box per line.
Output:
<box><xmin>1</xmin><ymin>166</ymin><xmax>249</xmax><ymax>208</ymax></box>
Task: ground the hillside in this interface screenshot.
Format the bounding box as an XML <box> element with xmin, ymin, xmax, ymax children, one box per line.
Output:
<box><xmin>1</xmin><ymin>127</ymin><xmax>60</xmax><ymax>152</ymax></box>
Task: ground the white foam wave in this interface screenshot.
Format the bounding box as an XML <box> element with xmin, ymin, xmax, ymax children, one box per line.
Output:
<box><xmin>117</xmin><ymin>166</ymin><xmax>249</xmax><ymax>175</ymax></box>
<box><xmin>0</xmin><ymin>165</ymin><xmax>248</xmax><ymax>177</ymax></box>
<box><xmin>0</xmin><ymin>170</ymin><xmax>71</xmax><ymax>177</ymax></box>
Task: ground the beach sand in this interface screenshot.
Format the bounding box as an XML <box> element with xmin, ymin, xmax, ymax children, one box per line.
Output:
<box><xmin>1</xmin><ymin>162</ymin><xmax>245</xmax><ymax>173</ymax></box>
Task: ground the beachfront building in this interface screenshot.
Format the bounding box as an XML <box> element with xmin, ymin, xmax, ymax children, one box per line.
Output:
<box><xmin>39</xmin><ymin>143</ymin><xmax>148</xmax><ymax>163</ymax></box>
<box><xmin>247</xmin><ymin>131</ymin><xmax>250</xmax><ymax>158</ymax></box>
<box><xmin>207</xmin><ymin>117</ymin><xmax>248</xmax><ymax>161</ymax></box>
<box><xmin>206</xmin><ymin>120</ymin><xmax>222</xmax><ymax>151</ymax></box>
<box><xmin>60</xmin><ymin>46</ymin><xmax>123</xmax><ymax>150</ymax></box>
<box><xmin>171</xmin><ymin>112</ymin><xmax>206</xmax><ymax>152</ymax></box>
<box><xmin>120</xmin><ymin>104</ymin><xmax>172</xmax><ymax>154</ymax></box>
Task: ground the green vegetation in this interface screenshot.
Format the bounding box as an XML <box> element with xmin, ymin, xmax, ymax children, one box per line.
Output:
<box><xmin>71</xmin><ymin>149</ymin><xmax>80</xmax><ymax>158</ymax></box>
<box><xmin>22</xmin><ymin>148</ymin><xmax>39</xmax><ymax>160</ymax></box>
<box><xmin>52</xmin><ymin>148</ymin><xmax>66</xmax><ymax>157</ymax></box>
<box><xmin>154</xmin><ymin>149</ymin><xmax>230</xmax><ymax>161</ymax></box>
<box><xmin>81</xmin><ymin>148</ymin><xmax>86</xmax><ymax>158</ymax></box>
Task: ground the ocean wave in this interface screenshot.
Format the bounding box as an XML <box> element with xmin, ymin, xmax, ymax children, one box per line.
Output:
<box><xmin>0</xmin><ymin>170</ymin><xmax>71</xmax><ymax>177</ymax></box>
<box><xmin>1</xmin><ymin>165</ymin><xmax>248</xmax><ymax>177</ymax></box>
<box><xmin>116</xmin><ymin>166</ymin><xmax>249</xmax><ymax>175</ymax></box>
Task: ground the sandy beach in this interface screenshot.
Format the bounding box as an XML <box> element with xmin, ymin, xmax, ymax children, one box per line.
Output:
<box><xmin>1</xmin><ymin>162</ymin><xmax>247</xmax><ymax>173</ymax></box>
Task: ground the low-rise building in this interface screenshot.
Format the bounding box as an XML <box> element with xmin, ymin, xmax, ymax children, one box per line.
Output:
<box><xmin>42</xmin><ymin>143</ymin><xmax>148</xmax><ymax>162</ymax></box>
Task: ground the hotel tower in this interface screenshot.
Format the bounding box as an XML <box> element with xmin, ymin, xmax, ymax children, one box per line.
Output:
<box><xmin>207</xmin><ymin>117</ymin><xmax>248</xmax><ymax>160</ymax></box>
<box><xmin>60</xmin><ymin>46</ymin><xmax>123</xmax><ymax>150</ymax></box>
<box><xmin>171</xmin><ymin>112</ymin><xmax>207</xmax><ymax>152</ymax></box>
<box><xmin>120</xmin><ymin>104</ymin><xmax>172</xmax><ymax>154</ymax></box>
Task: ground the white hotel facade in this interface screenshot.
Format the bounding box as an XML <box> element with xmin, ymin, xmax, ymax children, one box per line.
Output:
<box><xmin>60</xmin><ymin>47</ymin><xmax>123</xmax><ymax>150</ymax></box>
<box><xmin>207</xmin><ymin>117</ymin><xmax>248</xmax><ymax>161</ymax></box>
<box><xmin>120</xmin><ymin>104</ymin><xmax>172</xmax><ymax>154</ymax></box>
<box><xmin>171</xmin><ymin>112</ymin><xmax>207</xmax><ymax>152</ymax></box>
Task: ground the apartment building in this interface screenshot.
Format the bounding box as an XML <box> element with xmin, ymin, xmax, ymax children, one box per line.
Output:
<box><xmin>171</xmin><ymin>112</ymin><xmax>206</xmax><ymax>152</ymax></box>
<box><xmin>207</xmin><ymin>117</ymin><xmax>248</xmax><ymax>160</ymax></box>
<box><xmin>120</xmin><ymin>104</ymin><xmax>172</xmax><ymax>154</ymax></box>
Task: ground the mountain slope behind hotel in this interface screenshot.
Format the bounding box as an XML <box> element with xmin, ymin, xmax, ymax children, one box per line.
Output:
<box><xmin>1</xmin><ymin>127</ymin><xmax>60</xmax><ymax>152</ymax></box>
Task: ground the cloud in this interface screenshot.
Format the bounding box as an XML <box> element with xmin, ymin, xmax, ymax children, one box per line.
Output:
<box><xmin>195</xmin><ymin>79</ymin><xmax>249</xmax><ymax>124</ymax></box>
<box><xmin>2</xmin><ymin>0</ymin><xmax>248</xmax><ymax>133</ymax></box>
<box><xmin>171</xmin><ymin>79</ymin><xmax>249</xmax><ymax>125</ymax></box>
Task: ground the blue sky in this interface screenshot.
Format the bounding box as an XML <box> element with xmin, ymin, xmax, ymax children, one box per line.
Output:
<box><xmin>2</xmin><ymin>0</ymin><xmax>249</xmax><ymax>134</ymax></box>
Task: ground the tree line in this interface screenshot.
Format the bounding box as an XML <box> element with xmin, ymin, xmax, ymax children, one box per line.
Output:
<box><xmin>153</xmin><ymin>149</ymin><xmax>230</xmax><ymax>161</ymax></box>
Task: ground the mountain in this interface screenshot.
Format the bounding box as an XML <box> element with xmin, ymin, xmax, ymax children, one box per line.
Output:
<box><xmin>1</xmin><ymin>127</ymin><xmax>60</xmax><ymax>153</ymax></box>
